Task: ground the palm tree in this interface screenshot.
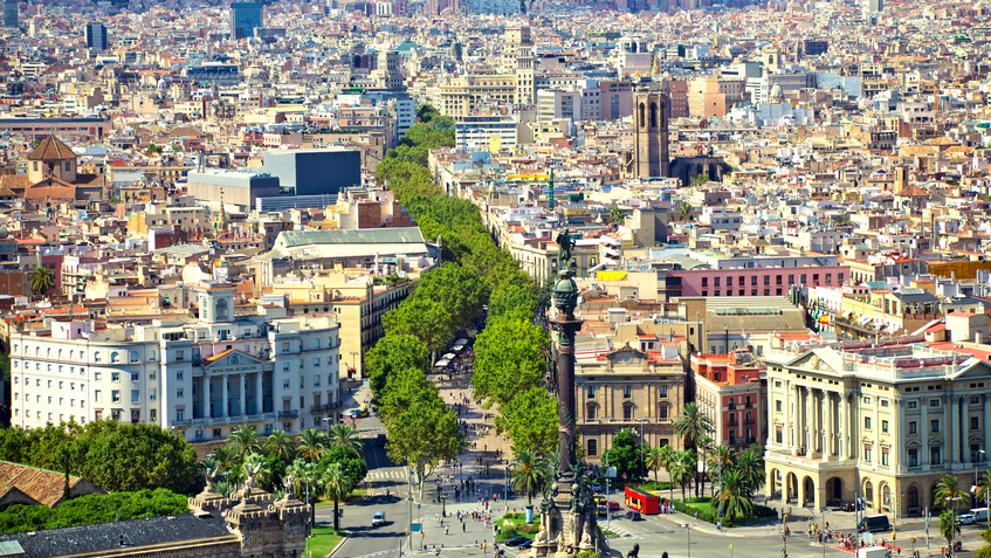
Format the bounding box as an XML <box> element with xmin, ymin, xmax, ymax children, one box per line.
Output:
<box><xmin>243</xmin><ymin>452</ymin><xmax>272</xmax><ymax>489</ymax></box>
<box><xmin>228</xmin><ymin>427</ymin><xmax>261</xmax><ymax>461</ymax></box>
<box><xmin>935</xmin><ymin>473</ymin><xmax>971</xmax><ymax>512</ymax></box>
<box><xmin>286</xmin><ymin>458</ymin><xmax>319</xmax><ymax>527</ymax></box>
<box><xmin>658</xmin><ymin>444</ymin><xmax>676</xmax><ymax>503</ymax></box>
<box><xmin>30</xmin><ymin>266</ymin><xmax>54</xmax><ymax>296</ymax></box>
<box><xmin>265</xmin><ymin>430</ymin><xmax>296</xmax><ymax>464</ymax></box>
<box><xmin>297</xmin><ymin>428</ymin><xmax>327</xmax><ymax>462</ymax></box>
<box><xmin>717</xmin><ymin>469</ymin><xmax>754</xmax><ymax>525</ymax></box>
<box><xmin>976</xmin><ymin>470</ymin><xmax>991</xmax><ymax>524</ymax></box>
<box><xmin>322</xmin><ymin>462</ymin><xmax>353</xmax><ymax>532</ymax></box>
<box><xmin>511</xmin><ymin>450</ymin><xmax>551</xmax><ymax>506</ymax></box>
<box><xmin>645</xmin><ymin>446</ymin><xmax>666</xmax><ymax>484</ymax></box>
<box><xmin>707</xmin><ymin>445</ymin><xmax>734</xmax><ymax>497</ymax></box>
<box><xmin>327</xmin><ymin>424</ymin><xmax>363</xmax><ymax>457</ymax></box>
<box><xmin>939</xmin><ymin>508</ymin><xmax>960</xmax><ymax>551</ymax></box>
<box><xmin>674</xmin><ymin>404</ymin><xmax>714</xmax><ymax>497</ymax></box>
<box><xmin>668</xmin><ymin>450</ymin><xmax>693</xmax><ymax>502</ymax></box>
<box><xmin>734</xmin><ymin>446</ymin><xmax>765</xmax><ymax>497</ymax></box>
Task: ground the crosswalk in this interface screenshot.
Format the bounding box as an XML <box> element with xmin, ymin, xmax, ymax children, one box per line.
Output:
<box><xmin>367</xmin><ymin>468</ymin><xmax>409</xmax><ymax>482</ymax></box>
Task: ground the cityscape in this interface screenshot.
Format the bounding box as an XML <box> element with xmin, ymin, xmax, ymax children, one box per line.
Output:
<box><xmin>0</xmin><ymin>0</ymin><xmax>989</xmax><ymax>558</ymax></box>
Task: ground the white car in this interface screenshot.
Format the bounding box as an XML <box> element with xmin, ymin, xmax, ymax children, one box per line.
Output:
<box><xmin>372</xmin><ymin>511</ymin><xmax>386</xmax><ymax>527</ymax></box>
<box><xmin>959</xmin><ymin>512</ymin><xmax>976</xmax><ymax>525</ymax></box>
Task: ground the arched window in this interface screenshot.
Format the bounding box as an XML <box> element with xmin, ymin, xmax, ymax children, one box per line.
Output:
<box><xmin>650</xmin><ymin>102</ymin><xmax>658</xmax><ymax>128</ymax></box>
<box><xmin>638</xmin><ymin>103</ymin><xmax>646</xmax><ymax>128</ymax></box>
<box><xmin>110</xmin><ymin>352</ymin><xmax>119</xmax><ymax>363</ymax></box>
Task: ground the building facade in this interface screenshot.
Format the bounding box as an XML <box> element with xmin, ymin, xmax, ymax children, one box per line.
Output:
<box><xmin>764</xmin><ymin>339</ymin><xmax>991</xmax><ymax>517</ymax></box>
<box><xmin>8</xmin><ymin>284</ymin><xmax>341</xmax><ymax>442</ymax></box>
<box><xmin>691</xmin><ymin>350</ymin><xmax>765</xmax><ymax>449</ymax></box>
<box><xmin>576</xmin><ymin>345</ymin><xmax>685</xmax><ymax>465</ymax></box>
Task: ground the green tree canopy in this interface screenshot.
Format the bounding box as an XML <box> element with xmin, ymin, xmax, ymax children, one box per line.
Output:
<box><xmin>385</xmin><ymin>395</ymin><xmax>462</xmax><ymax>499</ymax></box>
<box><xmin>382</xmin><ymin>297</ymin><xmax>455</xmax><ymax>360</ymax></box>
<box><xmin>602</xmin><ymin>429</ymin><xmax>644</xmax><ymax>483</ymax></box>
<box><xmin>472</xmin><ymin>316</ymin><xmax>549</xmax><ymax>407</ymax></box>
<box><xmin>365</xmin><ymin>333</ymin><xmax>429</xmax><ymax>396</ymax></box>
<box><xmin>495</xmin><ymin>387</ymin><xmax>558</xmax><ymax>457</ymax></box>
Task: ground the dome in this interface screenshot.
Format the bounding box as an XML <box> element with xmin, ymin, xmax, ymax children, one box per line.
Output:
<box><xmin>769</xmin><ymin>83</ymin><xmax>784</xmax><ymax>101</ymax></box>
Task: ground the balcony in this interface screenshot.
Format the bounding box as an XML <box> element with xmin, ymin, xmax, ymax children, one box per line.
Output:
<box><xmin>310</xmin><ymin>403</ymin><xmax>336</xmax><ymax>413</ymax></box>
<box><xmin>173</xmin><ymin>419</ymin><xmax>192</xmax><ymax>426</ymax></box>
<box><xmin>278</xmin><ymin>410</ymin><xmax>299</xmax><ymax>419</ymax></box>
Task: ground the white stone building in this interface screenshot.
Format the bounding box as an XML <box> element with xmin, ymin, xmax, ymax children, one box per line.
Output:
<box><xmin>9</xmin><ymin>283</ymin><xmax>340</xmax><ymax>443</ymax></box>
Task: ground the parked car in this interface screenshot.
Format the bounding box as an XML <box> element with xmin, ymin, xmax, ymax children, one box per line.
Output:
<box><xmin>959</xmin><ymin>513</ymin><xmax>977</xmax><ymax>525</ymax></box>
<box><xmin>372</xmin><ymin>511</ymin><xmax>386</xmax><ymax>527</ymax></box>
<box><xmin>504</xmin><ymin>536</ymin><xmax>532</xmax><ymax>547</ymax></box>
<box><xmin>625</xmin><ymin>511</ymin><xmax>644</xmax><ymax>521</ymax></box>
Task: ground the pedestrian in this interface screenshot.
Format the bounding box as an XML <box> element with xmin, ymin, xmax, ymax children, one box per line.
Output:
<box><xmin>445</xmin><ymin>525</ymin><xmax>450</xmax><ymax>535</ymax></box>
<box><xmin>462</xmin><ymin>522</ymin><xmax>466</xmax><ymax>533</ymax></box>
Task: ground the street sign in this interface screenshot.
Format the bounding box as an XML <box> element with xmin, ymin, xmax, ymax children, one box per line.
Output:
<box><xmin>606</xmin><ymin>466</ymin><xmax>617</xmax><ymax>479</ymax></box>
<box><xmin>411</xmin><ymin>523</ymin><xmax>422</xmax><ymax>533</ymax></box>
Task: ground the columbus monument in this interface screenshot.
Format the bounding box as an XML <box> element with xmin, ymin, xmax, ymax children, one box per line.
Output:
<box><xmin>532</xmin><ymin>228</ymin><xmax>603</xmax><ymax>557</ymax></box>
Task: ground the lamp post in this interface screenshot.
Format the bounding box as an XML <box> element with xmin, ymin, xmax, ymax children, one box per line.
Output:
<box><xmin>682</xmin><ymin>523</ymin><xmax>692</xmax><ymax>558</ymax></box>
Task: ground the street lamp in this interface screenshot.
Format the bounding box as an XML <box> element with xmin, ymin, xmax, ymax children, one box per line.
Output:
<box><xmin>681</xmin><ymin>523</ymin><xmax>692</xmax><ymax>558</ymax></box>
<box><xmin>636</xmin><ymin>418</ymin><xmax>649</xmax><ymax>480</ymax></box>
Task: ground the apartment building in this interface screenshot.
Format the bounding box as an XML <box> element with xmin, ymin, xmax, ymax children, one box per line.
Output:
<box><xmin>9</xmin><ymin>283</ymin><xmax>341</xmax><ymax>442</ymax></box>
<box><xmin>691</xmin><ymin>349</ymin><xmax>765</xmax><ymax>449</ymax></box>
<box><xmin>763</xmin><ymin>338</ymin><xmax>991</xmax><ymax>517</ymax></box>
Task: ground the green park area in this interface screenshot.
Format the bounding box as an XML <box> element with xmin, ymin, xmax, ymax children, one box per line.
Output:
<box><xmin>307</xmin><ymin>525</ymin><xmax>346</xmax><ymax>557</ymax></box>
<box><xmin>495</xmin><ymin>511</ymin><xmax>539</xmax><ymax>542</ymax></box>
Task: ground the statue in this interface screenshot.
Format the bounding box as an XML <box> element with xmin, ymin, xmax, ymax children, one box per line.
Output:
<box><xmin>555</xmin><ymin>227</ymin><xmax>575</xmax><ymax>267</ymax></box>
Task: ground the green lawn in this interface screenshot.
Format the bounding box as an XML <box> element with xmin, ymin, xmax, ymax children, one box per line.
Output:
<box><xmin>671</xmin><ymin>496</ymin><xmax>776</xmax><ymax>526</ymax></box>
<box><xmin>307</xmin><ymin>525</ymin><xmax>345</xmax><ymax>558</ymax></box>
<box><xmin>495</xmin><ymin>511</ymin><xmax>539</xmax><ymax>542</ymax></box>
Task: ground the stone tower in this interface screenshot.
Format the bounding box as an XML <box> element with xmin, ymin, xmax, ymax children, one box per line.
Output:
<box><xmin>507</xmin><ymin>25</ymin><xmax>536</xmax><ymax>106</ymax></box>
<box><xmin>632</xmin><ymin>89</ymin><xmax>670</xmax><ymax>179</ymax></box>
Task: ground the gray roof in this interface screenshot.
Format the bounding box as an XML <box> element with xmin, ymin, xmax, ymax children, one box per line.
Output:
<box><xmin>0</xmin><ymin>514</ymin><xmax>232</xmax><ymax>558</ymax></box>
<box><xmin>277</xmin><ymin>227</ymin><xmax>425</xmax><ymax>248</ymax></box>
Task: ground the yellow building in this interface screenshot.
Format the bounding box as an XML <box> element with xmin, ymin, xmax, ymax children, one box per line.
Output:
<box><xmin>267</xmin><ymin>271</ymin><xmax>412</xmax><ymax>379</ymax></box>
<box><xmin>764</xmin><ymin>339</ymin><xmax>991</xmax><ymax>517</ymax></box>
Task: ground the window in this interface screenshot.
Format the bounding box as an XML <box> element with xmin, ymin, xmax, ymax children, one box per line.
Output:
<box><xmin>864</xmin><ymin>417</ymin><xmax>872</xmax><ymax>430</ymax></box>
<box><xmin>586</xmin><ymin>403</ymin><xmax>597</xmax><ymax>420</ymax></box>
<box><xmin>863</xmin><ymin>395</ymin><xmax>871</xmax><ymax>404</ymax></box>
<box><xmin>623</xmin><ymin>403</ymin><xmax>634</xmax><ymax>420</ymax></box>
<box><xmin>931</xmin><ymin>446</ymin><xmax>942</xmax><ymax>465</ymax></box>
<box><xmin>131</xmin><ymin>389</ymin><xmax>140</xmax><ymax>403</ymax></box>
<box><xmin>881</xmin><ymin>448</ymin><xmax>889</xmax><ymax>466</ymax></box>
<box><xmin>111</xmin><ymin>390</ymin><xmax>120</xmax><ymax>403</ymax></box>
<box><xmin>931</xmin><ymin>419</ymin><xmax>940</xmax><ymax>433</ymax></box>
<box><xmin>623</xmin><ymin>385</ymin><xmax>632</xmax><ymax>399</ymax></box>
<box><xmin>177</xmin><ymin>388</ymin><xmax>184</xmax><ymax>398</ymax></box>
<box><xmin>775</xmin><ymin>400</ymin><xmax>782</xmax><ymax>412</ymax></box>
<box><xmin>659</xmin><ymin>385</ymin><xmax>668</xmax><ymax>397</ymax></box>
<box><xmin>130</xmin><ymin>372</ymin><xmax>139</xmax><ymax>382</ymax></box>
<box><xmin>907</xmin><ymin>400</ymin><xmax>918</xmax><ymax>409</ymax></box>
<box><xmin>659</xmin><ymin>404</ymin><xmax>669</xmax><ymax>420</ymax></box>
<box><xmin>587</xmin><ymin>386</ymin><xmax>596</xmax><ymax>399</ymax></box>
<box><xmin>908</xmin><ymin>448</ymin><xmax>918</xmax><ymax>467</ymax></box>
<box><xmin>929</xmin><ymin>399</ymin><xmax>940</xmax><ymax>408</ymax></box>
<box><xmin>775</xmin><ymin>426</ymin><xmax>783</xmax><ymax>444</ymax></box>
<box><xmin>112</xmin><ymin>372</ymin><xmax>120</xmax><ymax>382</ymax></box>
<box><xmin>908</xmin><ymin>421</ymin><xmax>917</xmax><ymax>435</ymax></box>
<box><xmin>972</xmin><ymin>417</ymin><xmax>980</xmax><ymax>430</ymax></box>
<box><xmin>95</xmin><ymin>390</ymin><xmax>101</xmax><ymax>402</ymax></box>
<box><xmin>881</xmin><ymin>420</ymin><xmax>888</xmax><ymax>433</ymax></box>
<box><xmin>864</xmin><ymin>445</ymin><xmax>872</xmax><ymax>463</ymax></box>
<box><xmin>587</xmin><ymin>439</ymin><xmax>598</xmax><ymax>457</ymax></box>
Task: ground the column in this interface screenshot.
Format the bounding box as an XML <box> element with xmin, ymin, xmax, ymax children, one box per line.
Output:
<box><xmin>838</xmin><ymin>392</ymin><xmax>848</xmax><ymax>460</ymax></box>
<box><xmin>950</xmin><ymin>396</ymin><xmax>960</xmax><ymax>466</ymax></box>
<box><xmin>827</xmin><ymin>392</ymin><xmax>835</xmax><ymax>457</ymax></box>
<box><xmin>921</xmin><ymin>401</ymin><xmax>930</xmax><ymax>467</ymax></box>
<box><xmin>811</xmin><ymin>389</ymin><xmax>819</xmax><ymax>455</ymax></box>
<box><xmin>238</xmin><ymin>374</ymin><xmax>246</xmax><ymax>417</ymax></box>
<box><xmin>205</xmin><ymin>375</ymin><xmax>213</xmax><ymax>419</ymax></box>
<box><xmin>898</xmin><ymin>401</ymin><xmax>907</xmax><ymax>472</ymax></box>
<box><xmin>788</xmin><ymin>382</ymin><xmax>794</xmax><ymax>448</ymax></box>
<box><xmin>220</xmin><ymin>373</ymin><xmax>228</xmax><ymax>418</ymax></box>
<box><xmin>256</xmin><ymin>372</ymin><xmax>264</xmax><ymax>415</ymax></box>
<box><xmin>984</xmin><ymin>395</ymin><xmax>991</xmax><ymax>461</ymax></box>
<box><xmin>964</xmin><ymin>397</ymin><xmax>972</xmax><ymax>466</ymax></box>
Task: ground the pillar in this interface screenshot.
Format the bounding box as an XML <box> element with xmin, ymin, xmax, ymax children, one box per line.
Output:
<box><xmin>898</xmin><ymin>400</ymin><xmax>906</xmax><ymax>471</ymax></box>
<box><xmin>921</xmin><ymin>401</ymin><xmax>930</xmax><ymax>467</ymax></box>
<box><xmin>783</xmin><ymin>380</ymin><xmax>792</xmax><ymax>449</ymax></box>
<box><xmin>220</xmin><ymin>373</ymin><xmax>228</xmax><ymax>418</ymax></box>
<box><xmin>950</xmin><ymin>395</ymin><xmax>959</xmax><ymax>466</ymax></box>
<box><xmin>964</xmin><ymin>397</ymin><xmax>972</xmax><ymax>466</ymax></box>
<box><xmin>238</xmin><ymin>374</ymin><xmax>246</xmax><ymax>417</ymax></box>
<box><xmin>984</xmin><ymin>395</ymin><xmax>991</xmax><ymax>461</ymax></box>
<box><xmin>205</xmin><ymin>375</ymin><xmax>213</xmax><ymax>419</ymax></box>
<box><xmin>827</xmin><ymin>392</ymin><xmax>835</xmax><ymax>457</ymax></box>
<box><xmin>256</xmin><ymin>372</ymin><xmax>264</xmax><ymax>415</ymax></box>
<box><xmin>839</xmin><ymin>391</ymin><xmax>848</xmax><ymax>460</ymax></box>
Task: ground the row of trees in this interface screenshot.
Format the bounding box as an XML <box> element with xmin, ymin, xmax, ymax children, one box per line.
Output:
<box><xmin>203</xmin><ymin>425</ymin><xmax>366</xmax><ymax>531</ymax></box>
<box><xmin>0</xmin><ymin>421</ymin><xmax>199</xmax><ymax>494</ymax></box>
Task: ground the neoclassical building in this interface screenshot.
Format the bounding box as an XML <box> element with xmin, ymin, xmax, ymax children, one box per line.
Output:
<box><xmin>576</xmin><ymin>344</ymin><xmax>686</xmax><ymax>464</ymax></box>
<box><xmin>763</xmin><ymin>338</ymin><xmax>991</xmax><ymax>517</ymax></box>
<box><xmin>9</xmin><ymin>282</ymin><xmax>341</xmax><ymax>442</ymax></box>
